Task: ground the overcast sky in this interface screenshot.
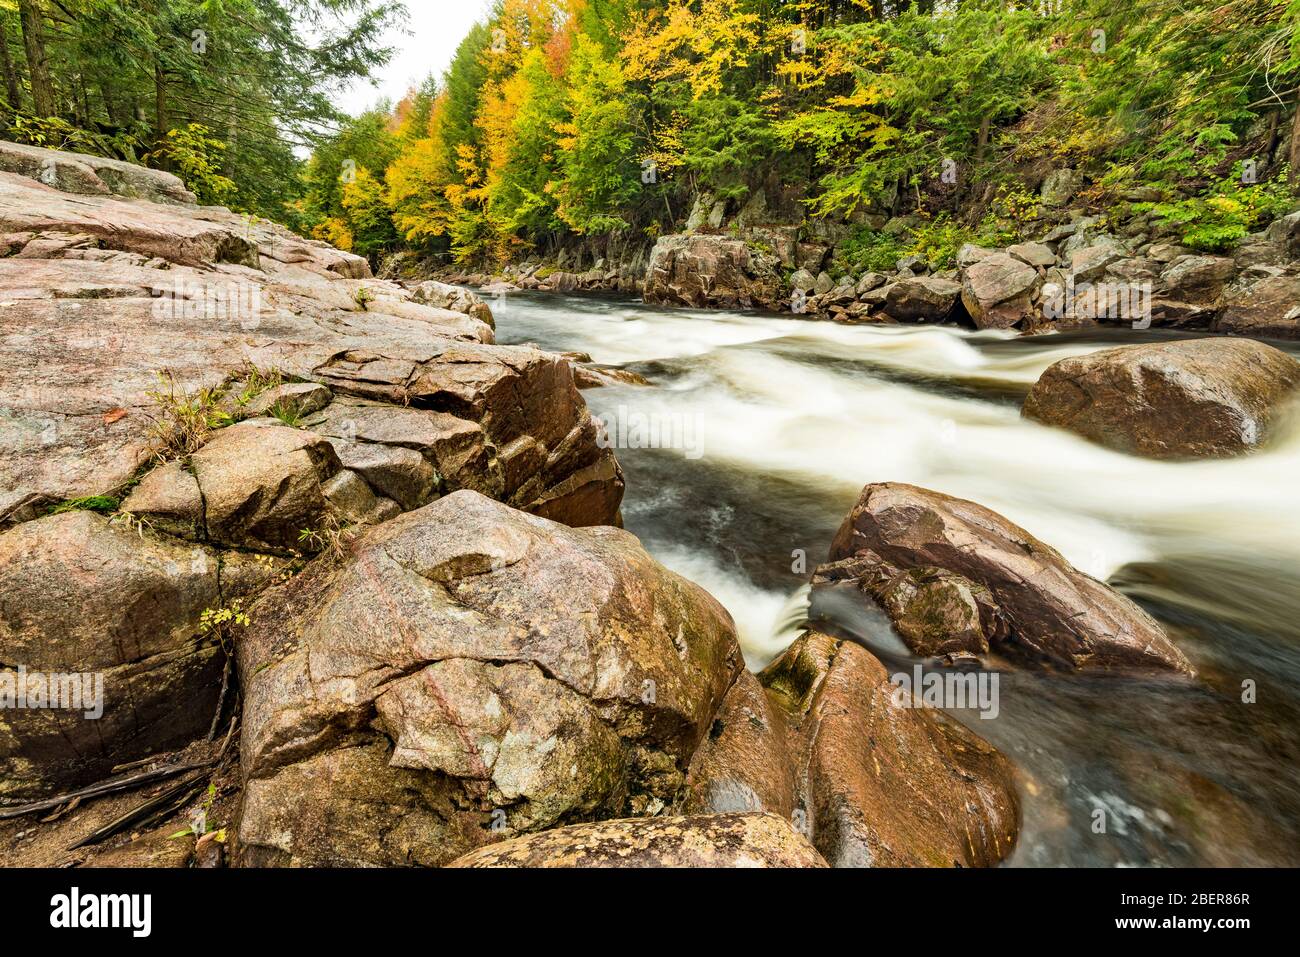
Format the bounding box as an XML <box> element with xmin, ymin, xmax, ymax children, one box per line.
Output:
<box><xmin>335</xmin><ymin>1</ymin><xmax>498</xmax><ymax>117</ymax></box>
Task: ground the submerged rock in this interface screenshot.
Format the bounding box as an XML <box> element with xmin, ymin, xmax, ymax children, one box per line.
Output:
<box><xmin>1023</xmin><ymin>338</ymin><xmax>1300</xmax><ymax>459</ymax></box>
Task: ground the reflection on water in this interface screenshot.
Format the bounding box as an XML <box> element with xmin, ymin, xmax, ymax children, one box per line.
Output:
<box><xmin>493</xmin><ymin>288</ymin><xmax>1300</xmax><ymax>867</ymax></box>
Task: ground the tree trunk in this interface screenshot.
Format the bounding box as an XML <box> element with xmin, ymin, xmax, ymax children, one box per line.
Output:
<box><xmin>0</xmin><ymin>19</ymin><xmax>22</xmax><ymax>111</ymax></box>
<box><xmin>153</xmin><ymin>62</ymin><xmax>169</xmax><ymax>168</ymax></box>
<box><xmin>1290</xmin><ymin>91</ymin><xmax>1300</xmax><ymax>188</ymax></box>
<box><xmin>17</xmin><ymin>0</ymin><xmax>54</xmax><ymax>118</ymax></box>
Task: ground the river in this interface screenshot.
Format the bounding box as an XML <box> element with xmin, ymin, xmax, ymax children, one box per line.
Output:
<box><xmin>489</xmin><ymin>287</ymin><xmax>1300</xmax><ymax>868</ymax></box>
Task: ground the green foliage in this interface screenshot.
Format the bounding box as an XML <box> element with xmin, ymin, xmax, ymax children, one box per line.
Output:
<box><xmin>149</xmin><ymin>124</ymin><xmax>237</xmax><ymax>207</ymax></box>
<box><xmin>1135</xmin><ymin>171</ymin><xmax>1297</xmax><ymax>251</ymax></box>
<box><xmin>839</xmin><ymin>227</ymin><xmax>907</xmax><ymax>274</ymax></box>
<box><xmin>47</xmin><ymin>495</ymin><xmax>121</xmax><ymax>516</ymax></box>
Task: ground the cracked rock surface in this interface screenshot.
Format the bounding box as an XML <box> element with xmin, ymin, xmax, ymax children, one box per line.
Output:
<box><xmin>0</xmin><ymin>143</ymin><xmax>623</xmax><ymax>802</ymax></box>
<box><xmin>235</xmin><ymin>490</ymin><xmax>744</xmax><ymax>866</ymax></box>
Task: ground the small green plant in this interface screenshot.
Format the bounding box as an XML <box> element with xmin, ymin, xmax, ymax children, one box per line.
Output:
<box><xmin>199</xmin><ymin>601</ymin><xmax>251</xmax><ymax>653</ymax></box>
<box><xmin>47</xmin><ymin>495</ymin><xmax>120</xmax><ymax>516</ymax></box>
<box><xmin>299</xmin><ymin>514</ymin><xmax>357</xmax><ymax>558</ymax></box>
<box><xmin>267</xmin><ymin>401</ymin><xmax>302</xmax><ymax>428</ymax></box>
<box><xmin>147</xmin><ymin>124</ymin><xmax>237</xmax><ymax>207</ymax></box>
<box><xmin>907</xmin><ymin>216</ymin><xmax>977</xmax><ymax>270</ymax></box>
<box><xmin>353</xmin><ymin>286</ymin><xmax>376</xmax><ymax>310</ymax></box>
<box><xmin>145</xmin><ymin>372</ymin><xmax>233</xmax><ymax>463</ymax></box>
<box><xmin>1134</xmin><ymin>170</ymin><xmax>1296</xmax><ymax>252</ymax></box>
<box><xmin>230</xmin><ymin>362</ymin><xmax>284</xmax><ymax>410</ymax></box>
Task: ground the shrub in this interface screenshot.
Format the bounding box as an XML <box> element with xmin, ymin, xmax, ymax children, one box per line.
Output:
<box><xmin>1134</xmin><ymin>171</ymin><xmax>1295</xmax><ymax>252</ymax></box>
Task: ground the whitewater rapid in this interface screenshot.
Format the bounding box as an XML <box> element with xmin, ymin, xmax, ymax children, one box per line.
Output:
<box><xmin>491</xmin><ymin>287</ymin><xmax>1300</xmax><ymax>867</ymax></box>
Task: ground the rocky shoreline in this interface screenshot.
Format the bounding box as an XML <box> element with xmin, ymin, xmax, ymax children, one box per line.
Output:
<box><xmin>3</xmin><ymin>143</ymin><xmax>1300</xmax><ymax>868</ymax></box>
<box><xmin>427</xmin><ymin>177</ymin><xmax>1300</xmax><ymax>342</ymax></box>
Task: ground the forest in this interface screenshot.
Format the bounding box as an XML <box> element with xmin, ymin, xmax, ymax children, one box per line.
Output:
<box><xmin>2</xmin><ymin>1</ymin><xmax>1297</xmax><ymax>272</ymax></box>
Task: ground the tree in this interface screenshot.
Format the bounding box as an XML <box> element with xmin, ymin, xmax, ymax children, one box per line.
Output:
<box><xmin>16</xmin><ymin>0</ymin><xmax>54</xmax><ymax>117</ymax></box>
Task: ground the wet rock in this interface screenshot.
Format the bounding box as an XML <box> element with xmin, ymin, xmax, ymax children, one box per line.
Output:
<box><xmin>573</xmin><ymin>365</ymin><xmax>652</xmax><ymax>389</ymax></box>
<box><xmin>1023</xmin><ymin>338</ymin><xmax>1300</xmax><ymax>459</ymax></box>
<box><xmin>882</xmin><ymin>276</ymin><xmax>961</xmax><ymax>322</ymax></box>
<box><xmin>827</xmin><ymin>483</ymin><xmax>1194</xmax><ymax>674</ymax></box>
<box><xmin>446</xmin><ymin>812</ymin><xmax>827</xmax><ymax>868</ymax></box>
<box><xmin>684</xmin><ymin>670</ymin><xmax>797</xmax><ymax>817</ymax></box>
<box><xmin>757</xmin><ymin>631</ymin><xmax>1019</xmax><ymax>867</ymax></box>
<box><xmin>875</xmin><ymin>566</ymin><xmax>1005</xmax><ymax>659</ymax></box>
<box><xmin>235</xmin><ymin>491</ymin><xmax>743</xmax><ymax>867</ymax></box>
<box><xmin>961</xmin><ymin>253</ymin><xmax>1040</xmax><ymax>329</ymax></box>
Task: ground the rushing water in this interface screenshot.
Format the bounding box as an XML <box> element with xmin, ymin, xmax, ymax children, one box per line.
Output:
<box><xmin>490</xmin><ymin>288</ymin><xmax>1300</xmax><ymax>868</ymax></box>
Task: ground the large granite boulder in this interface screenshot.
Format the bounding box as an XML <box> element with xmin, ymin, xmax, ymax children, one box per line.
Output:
<box><xmin>881</xmin><ymin>276</ymin><xmax>962</xmax><ymax>322</ymax></box>
<box><xmin>643</xmin><ymin>234</ymin><xmax>782</xmax><ymax>309</ymax></box>
<box><xmin>446</xmin><ymin>812</ymin><xmax>827</xmax><ymax>868</ymax></box>
<box><xmin>0</xmin><ymin>142</ymin><xmax>624</xmax><ymax>809</ymax></box>
<box><xmin>234</xmin><ymin>491</ymin><xmax>744</xmax><ymax>866</ymax></box>
<box><xmin>826</xmin><ymin>483</ymin><xmax>1193</xmax><ymax>675</ymax></box>
<box><xmin>1023</xmin><ymin>338</ymin><xmax>1300</xmax><ymax>459</ymax></box>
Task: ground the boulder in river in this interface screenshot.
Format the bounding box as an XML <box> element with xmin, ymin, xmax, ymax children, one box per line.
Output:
<box><xmin>825</xmin><ymin>483</ymin><xmax>1194</xmax><ymax>675</ymax></box>
<box><xmin>758</xmin><ymin>631</ymin><xmax>1018</xmax><ymax>866</ymax></box>
<box><xmin>446</xmin><ymin>812</ymin><xmax>827</xmax><ymax>868</ymax></box>
<box><xmin>1023</xmin><ymin>338</ymin><xmax>1300</xmax><ymax>459</ymax></box>
<box><xmin>685</xmin><ymin>631</ymin><xmax>1020</xmax><ymax>867</ymax></box>
<box><xmin>881</xmin><ymin>276</ymin><xmax>962</xmax><ymax>322</ymax></box>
